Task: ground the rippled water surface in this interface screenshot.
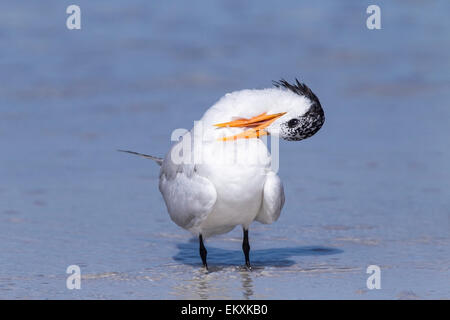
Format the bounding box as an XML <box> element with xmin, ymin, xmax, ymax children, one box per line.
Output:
<box><xmin>0</xmin><ymin>1</ymin><xmax>449</xmax><ymax>299</ymax></box>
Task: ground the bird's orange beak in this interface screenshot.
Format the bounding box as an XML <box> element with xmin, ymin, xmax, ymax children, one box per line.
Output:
<box><xmin>214</xmin><ymin>112</ymin><xmax>286</xmax><ymax>141</ymax></box>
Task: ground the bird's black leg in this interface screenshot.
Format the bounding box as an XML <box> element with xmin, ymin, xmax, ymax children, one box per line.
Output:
<box><xmin>242</xmin><ymin>228</ymin><xmax>252</xmax><ymax>270</ymax></box>
<box><xmin>199</xmin><ymin>234</ymin><xmax>208</xmax><ymax>270</ymax></box>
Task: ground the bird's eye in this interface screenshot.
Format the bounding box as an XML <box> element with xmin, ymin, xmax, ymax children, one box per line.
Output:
<box><xmin>287</xmin><ymin>119</ymin><xmax>299</xmax><ymax>128</ymax></box>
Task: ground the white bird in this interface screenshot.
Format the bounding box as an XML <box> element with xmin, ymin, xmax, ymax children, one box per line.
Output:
<box><xmin>120</xmin><ymin>79</ymin><xmax>325</xmax><ymax>269</ymax></box>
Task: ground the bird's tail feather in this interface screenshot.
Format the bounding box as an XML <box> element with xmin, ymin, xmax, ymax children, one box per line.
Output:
<box><xmin>118</xmin><ymin>149</ymin><xmax>163</xmax><ymax>166</ymax></box>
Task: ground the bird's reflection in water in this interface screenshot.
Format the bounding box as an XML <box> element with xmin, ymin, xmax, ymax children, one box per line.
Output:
<box><xmin>196</xmin><ymin>272</ymin><xmax>210</xmax><ymax>300</ymax></box>
<box><xmin>239</xmin><ymin>269</ymin><xmax>254</xmax><ymax>300</ymax></box>
<box><xmin>182</xmin><ymin>266</ymin><xmax>255</xmax><ymax>300</ymax></box>
<box><xmin>172</xmin><ymin>267</ymin><xmax>233</xmax><ymax>299</ymax></box>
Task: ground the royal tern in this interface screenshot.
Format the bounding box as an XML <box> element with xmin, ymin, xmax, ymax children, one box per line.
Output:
<box><xmin>120</xmin><ymin>79</ymin><xmax>325</xmax><ymax>269</ymax></box>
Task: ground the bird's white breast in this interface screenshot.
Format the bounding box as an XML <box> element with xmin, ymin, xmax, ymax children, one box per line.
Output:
<box><xmin>196</xmin><ymin>139</ymin><xmax>271</xmax><ymax>236</ymax></box>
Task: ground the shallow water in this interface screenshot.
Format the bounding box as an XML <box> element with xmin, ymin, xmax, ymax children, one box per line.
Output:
<box><xmin>0</xmin><ymin>1</ymin><xmax>449</xmax><ymax>299</ymax></box>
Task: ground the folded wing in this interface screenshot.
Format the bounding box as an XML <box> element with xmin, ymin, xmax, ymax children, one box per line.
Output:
<box><xmin>159</xmin><ymin>163</ymin><xmax>217</xmax><ymax>233</ymax></box>
<box><xmin>255</xmin><ymin>171</ymin><xmax>285</xmax><ymax>224</ymax></box>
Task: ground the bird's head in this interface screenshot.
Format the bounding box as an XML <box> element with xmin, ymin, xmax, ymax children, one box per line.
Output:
<box><xmin>270</xmin><ymin>79</ymin><xmax>325</xmax><ymax>141</ymax></box>
<box><xmin>214</xmin><ymin>79</ymin><xmax>325</xmax><ymax>142</ymax></box>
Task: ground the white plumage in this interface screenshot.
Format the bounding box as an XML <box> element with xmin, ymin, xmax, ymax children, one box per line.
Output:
<box><xmin>159</xmin><ymin>89</ymin><xmax>297</xmax><ymax>237</ymax></box>
<box><xmin>122</xmin><ymin>79</ymin><xmax>324</xmax><ymax>269</ymax></box>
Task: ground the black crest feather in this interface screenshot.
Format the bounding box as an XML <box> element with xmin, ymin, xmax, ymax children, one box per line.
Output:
<box><xmin>272</xmin><ymin>78</ymin><xmax>321</xmax><ymax>108</ymax></box>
